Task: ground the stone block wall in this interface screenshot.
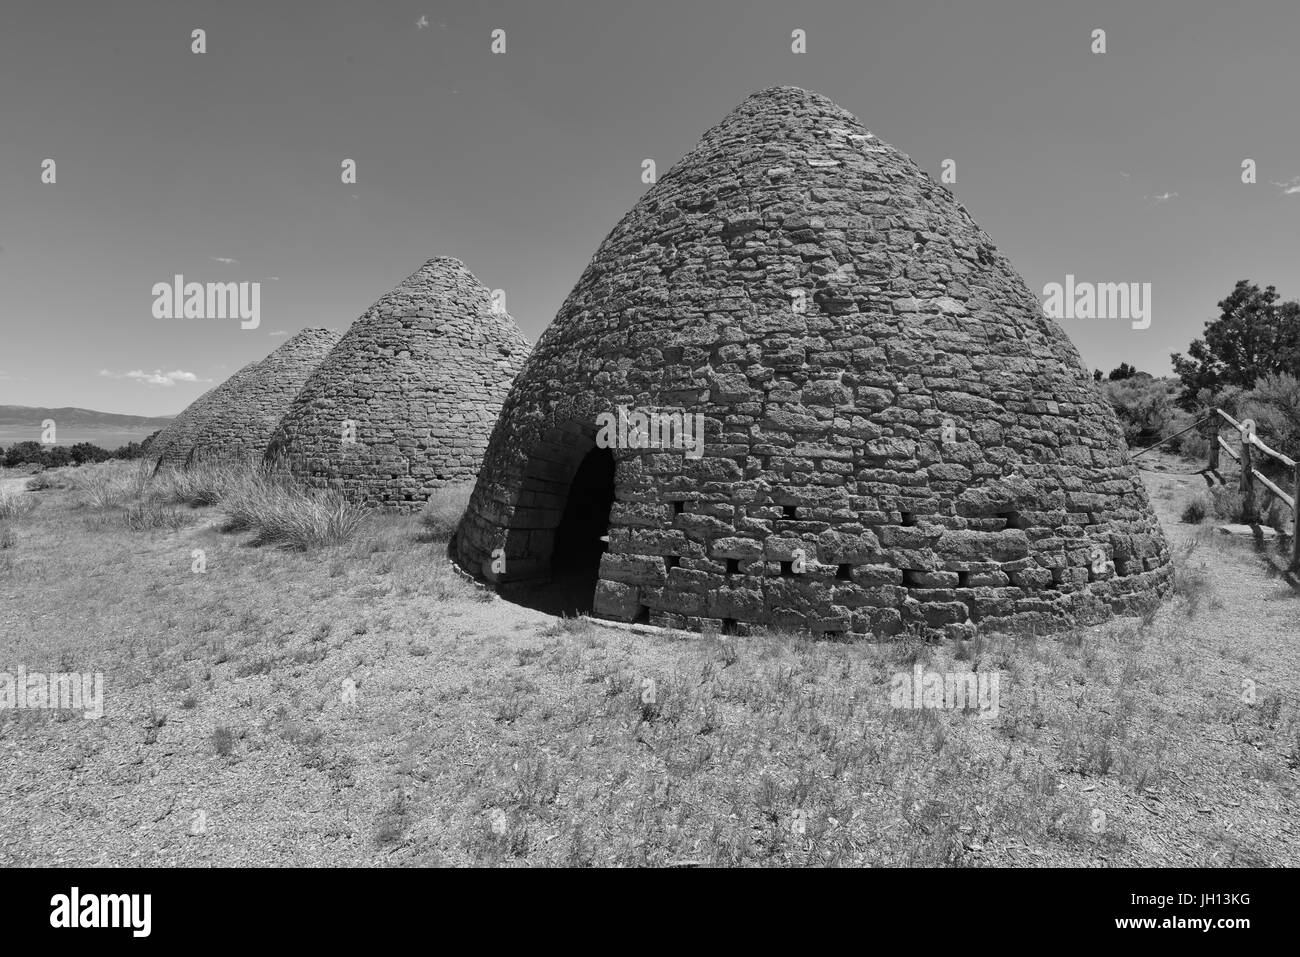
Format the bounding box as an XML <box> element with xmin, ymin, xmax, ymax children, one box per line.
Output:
<box><xmin>264</xmin><ymin>258</ymin><xmax>530</xmax><ymax>510</ymax></box>
<box><xmin>453</xmin><ymin>86</ymin><xmax>1173</xmax><ymax>639</ymax></box>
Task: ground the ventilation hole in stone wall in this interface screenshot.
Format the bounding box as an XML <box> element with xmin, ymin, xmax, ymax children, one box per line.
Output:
<box><xmin>783</xmin><ymin>505</ymin><xmax>798</xmax><ymax>519</ymax></box>
<box><xmin>999</xmin><ymin>511</ymin><xmax>1027</xmax><ymax>529</ymax></box>
<box><xmin>780</xmin><ymin>561</ymin><xmax>795</xmax><ymax>577</ymax></box>
<box><xmin>721</xmin><ymin>618</ymin><xmax>737</xmax><ymax>636</ymax></box>
<box><xmin>726</xmin><ymin>559</ymin><xmax>740</xmax><ymax>575</ymax></box>
<box><xmin>957</xmin><ymin>571</ymin><xmax>971</xmax><ymax>587</ymax></box>
<box><xmin>901</xmin><ymin>512</ymin><xmax>916</xmax><ymax>527</ymax></box>
<box><xmin>673</xmin><ymin>501</ymin><xmax>685</xmax><ymax>516</ymax></box>
<box><xmin>836</xmin><ymin>563</ymin><xmax>852</xmax><ymax>580</ymax></box>
<box><xmin>634</xmin><ymin>605</ymin><xmax>650</xmax><ymax>624</ymax></box>
<box><xmin>665</xmin><ymin>555</ymin><xmax>680</xmax><ymax>571</ymax></box>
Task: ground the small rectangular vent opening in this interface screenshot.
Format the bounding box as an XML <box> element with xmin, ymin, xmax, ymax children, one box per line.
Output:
<box><xmin>721</xmin><ymin>618</ymin><xmax>737</xmax><ymax>636</ymax></box>
<box><xmin>837</xmin><ymin>563</ymin><xmax>853</xmax><ymax>580</ymax></box>
<box><xmin>665</xmin><ymin>555</ymin><xmax>680</xmax><ymax>571</ymax></box>
<box><xmin>783</xmin><ymin>505</ymin><xmax>798</xmax><ymax>519</ymax></box>
<box><xmin>780</xmin><ymin>560</ymin><xmax>795</xmax><ymax>577</ymax></box>
<box><xmin>901</xmin><ymin>512</ymin><xmax>916</xmax><ymax>527</ymax></box>
<box><xmin>726</xmin><ymin>559</ymin><xmax>740</xmax><ymax>575</ymax></box>
<box><xmin>957</xmin><ymin>571</ymin><xmax>971</xmax><ymax>587</ymax></box>
<box><xmin>673</xmin><ymin>501</ymin><xmax>686</xmax><ymax>516</ymax></box>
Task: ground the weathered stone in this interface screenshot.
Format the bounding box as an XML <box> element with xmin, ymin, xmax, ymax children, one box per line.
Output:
<box><xmin>265</xmin><ymin>259</ymin><xmax>529</xmax><ymax>510</ymax></box>
<box><xmin>150</xmin><ymin>329</ymin><xmax>342</xmax><ymax>471</ymax></box>
<box><xmin>452</xmin><ymin>86</ymin><xmax>1172</xmax><ymax>638</ymax></box>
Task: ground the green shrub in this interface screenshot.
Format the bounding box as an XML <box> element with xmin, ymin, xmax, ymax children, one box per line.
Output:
<box><xmin>1180</xmin><ymin>495</ymin><xmax>1211</xmax><ymax>524</ymax></box>
<box><xmin>1210</xmin><ymin>486</ymin><xmax>1252</xmax><ymax>524</ymax></box>
<box><xmin>1243</xmin><ymin>374</ymin><xmax>1300</xmax><ymax>446</ymax></box>
<box><xmin>1102</xmin><ymin>376</ymin><xmax>1175</xmax><ymax>446</ymax></box>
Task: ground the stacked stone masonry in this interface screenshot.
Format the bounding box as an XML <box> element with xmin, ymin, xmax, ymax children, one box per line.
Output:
<box><xmin>185</xmin><ymin>328</ymin><xmax>342</xmax><ymax>468</ymax></box>
<box><xmin>453</xmin><ymin>86</ymin><xmax>1173</xmax><ymax>639</ymax></box>
<box><xmin>264</xmin><ymin>258</ymin><xmax>531</xmax><ymax>510</ymax></box>
<box><xmin>149</xmin><ymin>360</ymin><xmax>264</xmax><ymax>471</ymax></box>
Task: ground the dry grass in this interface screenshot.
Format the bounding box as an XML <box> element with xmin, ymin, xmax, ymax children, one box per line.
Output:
<box><xmin>0</xmin><ymin>490</ymin><xmax>38</xmax><ymax>520</ymax></box>
<box><xmin>219</xmin><ymin>473</ymin><xmax>363</xmax><ymax>550</ymax></box>
<box><xmin>417</xmin><ymin>483</ymin><xmax>474</xmax><ymax>542</ymax></box>
<box><xmin>0</xmin><ymin>453</ymin><xmax>1295</xmax><ymax>867</ymax></box>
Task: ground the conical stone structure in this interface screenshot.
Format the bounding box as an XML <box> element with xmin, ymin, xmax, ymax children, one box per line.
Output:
<box><xmin>183</xmin><ymin>328</ymin><xmax>343</xmax><ymax>468</ymax></box>
<box><xmin>453</xmin><ymin>86</ymin><xmax>1173</xmax><ymax>639</ymax></box>
<box><xmin>149</xmin><ymin>360</ymin><xmax>265</xmax><ymax>471</ymax></box>
<box><xmin>264</xmin><ymin>258</ymin><xmax>530</xmax><ymax>509</ymax></box>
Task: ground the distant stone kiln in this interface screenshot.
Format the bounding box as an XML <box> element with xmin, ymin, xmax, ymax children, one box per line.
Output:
<box><xmin>264</xmin><ymin>258</ymin><xmax>530</xmax><ymax>510</ymax></box>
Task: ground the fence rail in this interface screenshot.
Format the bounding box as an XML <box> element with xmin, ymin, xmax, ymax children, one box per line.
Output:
<box><xmin>1197</xmin><ymin>407</ymin><xmax>1299</xmax><ymax>572</ymax></box>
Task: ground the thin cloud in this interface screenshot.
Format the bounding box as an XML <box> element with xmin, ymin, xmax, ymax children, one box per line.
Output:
<box><xmin>210</xmin><ymin>256</ymin><xmax>238</xmax><ymax>265</ymax></box>
<box><xmin>99</xmin><ymin>369</ymin><xmax>209</xmax><ymax>387</ymax></box>
<box><xmin>268</xmin><ymin>330</ymin><xmax>289</xmax><ymax>337</ymax></box>
<box><xmin>416</xmin><ymin>15</ymin><xmax>429</xmax><ymax>29</ymax></box>
<box><xmin>1272</xmin><ymin>176</ymin><xmax>1300</xmax><ymax>195</ymax></box>
<box><xmin>1143</xmin><ymin>191</ymin><xmax>1178</xmax><ymax>203</ymax></box>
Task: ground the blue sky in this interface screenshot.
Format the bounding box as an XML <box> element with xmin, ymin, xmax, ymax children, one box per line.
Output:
<box><xmin>1</xmin><ymin>0</ymin><xmax>1296</xmax><ymax>415</ymax></box>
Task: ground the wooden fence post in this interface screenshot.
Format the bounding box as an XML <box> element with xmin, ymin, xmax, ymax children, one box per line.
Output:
<box><xmin>1240</xmin><ymin>433</ymin><xmax>1256</xmax><ymax>520</ymax></box>
<box><xmin>1293</xmin><ymin>464</ymin><xmax>1300</xmax><ymax>573</ymax></box>
<box><xmin>1207</xmin><ymin>413</ymin><xmax>1220</xmax><ymax>471</ymax></box>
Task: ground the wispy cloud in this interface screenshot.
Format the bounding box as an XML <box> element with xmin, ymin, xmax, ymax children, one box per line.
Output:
<box><xmin>1272</xmin><ymin>176</ymin><xmax>1300</xmax><ymax>195</ymax></box>
<box><xmin>1143</xmin><ymin>191</ymin><xmax>1179</xmax><ymax>204</ymax></box>
<box><xmin>99</xmin><ymin>369</ymin><xmax>209</xmax><ymax>387</ymax></box>
<box><xmin>264</xmin><ymin>276</ymin><xmax>280</xmax><ymax>281</ymax></box>
<box><xmin>268</xmin><ymin>330</ymin><xmax>289</xmax><ymax>337</ymax></box>
<box><xmin>416</xmin><ymin>14</ymin><xmax>429</xmax><ymax>29</ymax></box>
<box><xmin>210</xmin><ymin>256</ymin><xmax>238</xmax><ymax>265</ymax></box>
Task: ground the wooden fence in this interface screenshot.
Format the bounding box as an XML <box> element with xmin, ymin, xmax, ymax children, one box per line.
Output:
<box><xmin>1131</xmin><ymin>407</ymin><xmax>1299</xmax><ymax>571</ymax></box>
<box><xmin>1205</xmin><ymin>408</ymin><xmax>1300</xmax><ymax>572</ymax></box>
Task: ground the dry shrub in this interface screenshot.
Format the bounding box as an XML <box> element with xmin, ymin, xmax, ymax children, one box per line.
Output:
<box><xmin>149</xmin><ymin>463</ymin><xmax>247</xmax><ymax>507</ymax></box>
<box><xmin>123</xmin><ymin>500</ymin><xmax>195</xmax><ymax>531</ymax></box>
<box><xmin>0</xmin><ymin>491</ymin><xmax>37</xmax><ymax>520</ymax></box>
<box><xmin>1180</xmin><ymin>493</ymin><xmax>1211</xmax><ymax>524</ymax></box>
<box><xmin>64</xmin><ymin>460</ymin><xmax>151</xmax><ymax>508</ymax></box>
<box><xmin>221</xmin><ymin>473</ymin><xmax>363</xmax><ymax>549</ymax></box>
<box><xmin>418</xmin><ymin>483</ymin><xmax>474</xmax><ymax>542</ymax></box>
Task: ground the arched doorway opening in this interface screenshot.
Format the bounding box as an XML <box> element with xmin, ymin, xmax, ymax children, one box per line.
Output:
<box><xmin>544</xmin><ymin>445</ymin><xmax>615</xmax><ymax>615</ymax></box>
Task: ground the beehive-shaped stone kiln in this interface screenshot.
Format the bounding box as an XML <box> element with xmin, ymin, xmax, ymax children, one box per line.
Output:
<box><xmin>149</xmin><ymin>360</ymin><xmax>264</xmax><ymax>471</ymax></box>
<box><xmin>263</xmin><ymin>258</ymin><xmax>530</xmax><ymax>509</ymax></box>
<box><xmin>183</xmin><ymin>328</ymin><xmax>342</xmax><ymax>468</ymax></box>
<box><xmin>452</xmin><ymin>86</ymin><xmax>1172</xmax><ymax>639</ymax></box>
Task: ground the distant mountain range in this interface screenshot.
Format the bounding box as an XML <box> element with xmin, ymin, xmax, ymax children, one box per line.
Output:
<box><xmin>0</xmin><ymin>405</ymin><xmax>174</xmax><ymax>431</ymax></box>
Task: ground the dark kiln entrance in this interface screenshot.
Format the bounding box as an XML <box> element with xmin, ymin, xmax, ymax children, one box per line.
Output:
<box><xmin>548</xmin><ymin>446</ymin><xmax>615</xmax><ymax>614</ymax></box>
<box><xmin>515</xmin><ymin>445</ymin><xmax>614</xmax><ymax>616</ymax></box>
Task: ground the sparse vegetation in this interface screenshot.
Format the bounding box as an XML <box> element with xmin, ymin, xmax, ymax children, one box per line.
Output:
<box><xmin>220</xmin><ymin>474</ymin><xmax>363</xmax><ymax>549</ymax></box>
<box><xmin>417</xmin><ymin>483</ymin><xmax>474</xmax><ymax>541</ymax></box>
<box><xmin>1180</xmin><ymin>494</ymin><xmax>1210</xmax><ymax>524</ymax></box>
<box><xmin>0</xmin><ymin>451</ymin><xmax>1294</xmax><ymax>867</ymax></box>
<box><xmin>0</xmin><ymin>491</ymin><xmax>37</xmax><ymax>520</ymax></box>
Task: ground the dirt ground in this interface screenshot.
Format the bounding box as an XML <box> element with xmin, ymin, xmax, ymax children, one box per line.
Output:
<box><xmin>0</xmin><ymin>454</ymin><xmax>1296</xmax><ymax>866</ymax></box>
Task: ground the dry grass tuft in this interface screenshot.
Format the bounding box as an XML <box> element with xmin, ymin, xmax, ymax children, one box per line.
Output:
<box><xmin>417</xmin><ymin>483</ymin><xmax>474</xmax><ymax>542</ymax></box>
<box><xmin>0</xmin><ymin>491</ymin><xmax>38</xmax><ymax>520</ymax></box>
<box><xmin>220</xmin><ymin>473</ymin><xmax>363</xmax><ymax>550</ymax></box>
